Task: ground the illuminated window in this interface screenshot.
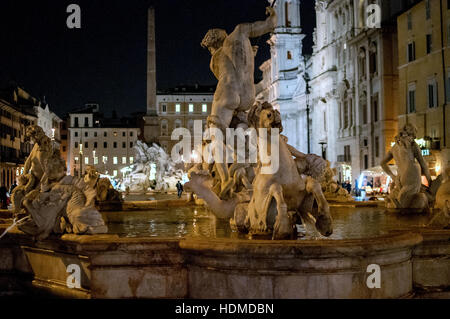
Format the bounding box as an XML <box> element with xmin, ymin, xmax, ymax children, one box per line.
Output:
<box><xmin>129</xmin><ymin>157</ymin><xmax>134</xmax><ymax>164</ymax></box>
<box><xmin>202</xmin><ymin>104</ymin><xmax>207</xmax><ymax>113</ymax></box>
<box><xmin>189</xmin><ymin>104</ymin><xmax>194</xmax><ymax>113</ymax></box>
<box><xmin>113</xmin><ymin>157</ymin><xmax>118</xmax><ymax>164</ymax></box>
<box><xmin>103</xmin><ymin>156</ymin><xmax>108</xmax><ymax>163</ymax></box>
<box><xmin>94</xmin><ymin>157</ymin><xmax>98</xmax><ymax>165</ymax></box>
<box><xmin>175</xmin><ymin>104</ymin><xmax>181</xmax><ymax>113</ymax></box>
<box><xmin>74</xmin><ymin>156</ymin><xmax>79</xmax><ymax>163</ymax></box>
<box><xmin>113</xmin><ymin>170</ymin><xmax>118</xmax><ymax>177</ymax></box>
<box><xmin>114</xmin><ymin>132</ymin><xmax>117</xmax><ymax>137</ymax></box>
<box><xmin>122</xmin><ymin>157</ymin><xmax>127</xmax><ymax>164</ymax></box>
<box><xmin>85</xmin><ymin>157</ymin><xmax>89</xmax><ymax>165</ymax></box>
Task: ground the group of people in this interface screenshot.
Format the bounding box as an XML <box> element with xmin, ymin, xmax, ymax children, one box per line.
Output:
<box><xmin>0</xmin><ymin>182</ymin><xmax>17</xmax><ymax>209</ymax></box>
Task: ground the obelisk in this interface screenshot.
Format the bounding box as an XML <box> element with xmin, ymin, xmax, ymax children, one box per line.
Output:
<box><xmin>143</xmin><ymin>7</ymin><xmax>159</xmax><ymax>143</ymax></box>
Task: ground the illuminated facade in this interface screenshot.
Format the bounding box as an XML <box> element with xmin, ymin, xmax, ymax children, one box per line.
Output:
<box><xmin>397</xmin><ymin>0</ymin><xmax>450</xmax><ymax>175</ymax></box>
<box><xmin>67</xmin><ymin>104</ymin><xmax>140</xmax><ymax>178</ymax></box>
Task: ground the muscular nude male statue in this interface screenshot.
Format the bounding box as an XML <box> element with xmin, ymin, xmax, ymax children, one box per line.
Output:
<box><xmin>200</xmin><ymin>7</ymin><xmax>277</xmax><ymax>198</ymax></box>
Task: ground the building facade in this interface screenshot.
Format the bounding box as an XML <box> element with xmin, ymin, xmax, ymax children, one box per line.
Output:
<box><xmin>156</xmin><ymin>86</ymin><xmax>214</xmax><ymax>153</ymax></box>
<box><xmin>259</xmin><ymin>0</ymin><xmax>421</xmax><ymax>184</ymax></box>
<box><xmin>0</xmin><ymin>97</ymin><xmax>36</xmax><ymax>190</ymax></box>
<box><xmin>67</xmin><ymin>105</ymin><xmax>140</xmax><ymax>178</ymax></box>
<box><xmin>397</xmin><ymin>0</ymin><xmax>450</xmax><ymax>175</ymax></box>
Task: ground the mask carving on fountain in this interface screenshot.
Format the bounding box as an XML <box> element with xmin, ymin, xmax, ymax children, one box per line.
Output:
<box><xmin>381</xmin><ymin>123</ymin><xmax>442</xmax><ymax>211</ymax></box>
<box><xmin>11</xmin><ymin>125</ymin><xmax>108</xmax><ymax>240</ymax></box>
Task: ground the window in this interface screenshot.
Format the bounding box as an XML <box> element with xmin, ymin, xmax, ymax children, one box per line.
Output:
<box><xmin>94</xmin><ymin>142</ymin><xmax>98</xmax><ymax>148</ymax></box>
<box><xmin>162</xmin><ymin>104</ymin><xmax>167</xmax><ymax>113</ymax></box>
<box><xmin>74</xmin><ymin>142</ymin><xmax>78</xmax><ymax>149</ymax></box>
<box><xmin>364</xmin><ymin>154</ymin><xmax>369</xmax><ymax>170</ymax></box>
<box><xmin>74</xmin><ymin>117</ymin><xmax>79</xmax><ymax>127</ymax></box>
<box><xmin>113</xmin><ymin>170</ymin><xmax>118</xmax><ymax>177</ymax></box>
<box><xmin>113</xmin><ymin>157</ymin><xmax>118</xmax><ymax>164</ymax></box>
<box><xmin>130</xmin><ymin>142</ymin><xmax>133</xmax><ymax>148</ymax></box>
<box><xmin>85</xmin><ymin>157</ymin><xmax>89</xmax><ymax>165</ymax></box>
<box><xmin>408</xmin><ymin>84</ymin><xmax>416</xmax><ymax>113</ymax></box>
<box><xmin>122</xmin><ymin>157</ymin><xmax>127</xmax><ymax>164</ymax></box>
<box><xmin>426</xmin><ymin>34</ymin><xmax>432</xmax><ymax>54</ymax></box>
<box><xmin>94</xmin><ymin>131</ymin><xmax>97</xmax><ymax>137</ymax></box>
<box><xmin>103</xmin><ymin>156</ymin><xmax>108</xmax><ymax>163</ymax></box>
<box><xmin>407</xmin><ymin>12</ymin><xmax>412</xmax><ymax>30</ymax></box>
<box><xmin>104</xmin><ymin>131</ymin><xmax>107</xmax><ymax>137</ymax></box>
<box><xmin>104</xmin><ymin>142</ymin><xmax>108</xmax><ymax>148</ymax></box>
<box><xmin>85</xmin><ymin>131</ymin><xmax>88</xmax><ymax>137</ymax></box>
<box><xmin>362</xmin><ymin>103</ymin><xmax>368</xmax><ymax>124</ymax></box>
<box><xmin>189</xmin><ymin>104</ymin><xmax>194</xmax><ymax>113</ymax></box>
<box><xmin>175</xmin><ymin>104</ymin><xmax>181</xmax><ymax>113</ymax></box>
<box><xmin>122</xmin><ymin>142</ymin><xmax>126</xmax><ymax>148</ymax></box>
<box><xmin>113</xmin><ymin>132</ymin><xmax>117</xmax><ymax>137</ymax></box>
<box><xmin>113</xmin><ymin>142</ymin><xmax>117</xmax><ymax>148</ymax></box>
<box><xmin>344</xmin><ymin>145</ymin><xmax>351</xmax><ymax>162</ymax></box>
<box><xmin>94</xmin><ymin>157</ymin><xmax>98</xmax><ymax>165</ymax></box>
<box><xmin>428</xmin><ymin>79</ymin><xmax>438</xmax><ymax>108</ymax></box>
<box><xmin>122</xmin><ymin>132</ymin><xmax>126</xmax><ymax>137</ymax></box>
<box><xmin>343</xmin><ymin>102</ymin><xmax>349</xmax><ymax>128</ymax></box>
<box><xmin>287</xmin><ymin>51</ymin><xmax>292</xmax><ymax>60</ymax></box>
<box><xmin>285</xmin><ymin>1</ymin><xmax>291</xmax><ymax>27</ymax></box>
<box><xmin>74</xmin><ymin>131</ymin><xmax>78</xmax><ymax>137</ymax></box>
<box><xmin>202</xmin><ymin>104</ymin><xmax>207</xmax><ymax>113</ymax></box>
<box><xmin>84</xmin><ymin>117</ymin><xmax>89</xmax><ymax>127</ymax></box>
<box><xmin>74</xmin><ymin>156</ymin><xmax>79</xmax><ymax>163</ymax></box>
<box><xmin>130</xmin><ymin>131</ymin><xmax>133</xmax><ymax>137</ymax></box>
<box><xmin>375</xmin><ymin>136</ymin><xmax>380</xmax><ymax>158</ymax></box>
<box><xmin>408</xmin><ymin>42</ymin><xmax>416</xmax><ymax>62</ymax></box>
<box><xmin>161</xmin><ymin>120</ymin><xmax>168</xmax><ymax>136</ymax></box>
<box><xmin>426</xmin><ymin>0</ymin><xmax>431</xmax><ymax>20</ymax></box>
<box><xmin>62</xmin><ymin>146</ymin><xmax>66</xmax><ymax>152</ymax></box>
<box><xmin>84</xmin><ymin>142</ymin><xmax>88</xmax><ymax>149</ymax></box>
<box><xmin>372</xmin><ymin>97</ymin><xmax>378</xmax><ymax>122</ymax></box>
<box><xmin>129</xmin><ymin>157</ymin><xmax>134</xmax><ymax>164</ymax></box>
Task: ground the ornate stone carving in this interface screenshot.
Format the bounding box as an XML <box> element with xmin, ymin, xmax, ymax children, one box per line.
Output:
<box><xmin>381</xmin><ymin>124</ymin><xmax>438</xmax><ymax>211</ymax></box>
<box><xmin>11</xmin><ymin>125</ymin><xmax>107</xmax><ymax>240</ymax></box>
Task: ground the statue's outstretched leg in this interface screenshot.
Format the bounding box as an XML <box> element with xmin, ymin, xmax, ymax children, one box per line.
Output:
<box><xmin>305</xmin><ymin>176</ymin><xmax>333</xmax><ymax>237</ymax></box>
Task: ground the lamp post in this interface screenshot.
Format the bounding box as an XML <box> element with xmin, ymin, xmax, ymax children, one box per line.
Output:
<box><xmin>319</xmin><ymin>141</ymin><xmax>327</xmax><ymax>159</ymax></box>
<box><xmin>304</xmin><ymin>73</ymin><xmax>311</xmax><ymax>154</ymax></box>
<box><xmin>79</xmin><ymin>143</ymin><xmax>83</xmax><ymax>178</ymax></box>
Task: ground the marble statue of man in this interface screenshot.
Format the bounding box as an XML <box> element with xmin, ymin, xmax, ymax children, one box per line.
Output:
<box><xmin>381</xmin><ymin>123</ymin><xmax>432</xmax><ymax>209</ymax></box>
<box><xmin>200</xmin><ymin>6</ymin><xmax>277</xmax><ymax>197</ymax></box>
<box><xmin>201</xmin><ymin>6</ymin><xmax>277</xmax><ymax>130</ymax></box>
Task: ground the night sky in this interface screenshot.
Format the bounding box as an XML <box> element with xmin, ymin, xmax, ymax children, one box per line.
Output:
<box><xmin>0</xmin><ymin>0</ymin><xmax>315</xmax><ymax>118</ymax></box>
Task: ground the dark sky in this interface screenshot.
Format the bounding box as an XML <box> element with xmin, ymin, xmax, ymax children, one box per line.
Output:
<box><xmin>0</xmin><ymin>0</ymin><xmax>315</xmax><ymax>118</ymax></box>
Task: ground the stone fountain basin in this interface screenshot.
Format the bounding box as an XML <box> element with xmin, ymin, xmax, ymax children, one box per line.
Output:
<box><xmin>0</xmin><ymin>224</ymin><xmax>449</xmax><ymax>298</ymax></box>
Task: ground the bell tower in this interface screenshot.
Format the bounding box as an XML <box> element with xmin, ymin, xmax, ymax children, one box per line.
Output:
<box><xmin>268</xmin><ymin>0</ymin><xmax>305</xmax><ymax>150</ymax></box>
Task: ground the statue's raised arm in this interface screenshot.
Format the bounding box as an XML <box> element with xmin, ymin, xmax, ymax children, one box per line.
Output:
<box><xmin>233</xmin><ymin>6</ymin><xmax>277</xmax><ymax>39</ymax></box>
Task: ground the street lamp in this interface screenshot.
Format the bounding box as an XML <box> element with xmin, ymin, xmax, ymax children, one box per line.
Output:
<box><xmin>79</xmin><ymin>143</ymin><xmax>83</xmax><ymax>178</ymax></box>
<box><xmin>303</xmin><ymin>73</ymin><xmax>311</xmax><ymax>154</ymax></box>
<box><xmin>319</xmin><ymin>141</ymin><xmax>327</xmax><ymax>159</ymax></box>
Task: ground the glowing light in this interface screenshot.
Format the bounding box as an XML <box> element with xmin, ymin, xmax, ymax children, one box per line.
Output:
<box><xmin>357</xmin><ymin>173</ymin><xmax>365</xmax><ymax>189</ymax></box>
<box><xmin>415</xmin><ymin>138</ymin><xmax>426</xmax><ymax>148</ymax></box>
<box><xmin>435</xmin><ymin>163</ymin><xmax>441</xmax><ymax>174</ymax></box>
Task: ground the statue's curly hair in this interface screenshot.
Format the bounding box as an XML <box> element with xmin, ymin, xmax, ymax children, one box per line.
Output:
<box><xmin>201</xmin><ymin>28</ymin><xmax>227</xmax><ymax>49</ymax></box>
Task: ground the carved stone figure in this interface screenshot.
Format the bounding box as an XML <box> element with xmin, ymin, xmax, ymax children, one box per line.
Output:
<box><xmin>11</xmin><ymin>125</ymin><xmax>108</xmax><ymax>240</ymax></box>
<box><xmin>84</xmin><ymin>165</ymin><xmax>122</xmax><ymax>202</ymax></box>
<box><xmin>122</xmin><ymin>141</ymin><xmax>184</xmax><ymax>193</ymax></box>
<box><xmin>381</xmin><ymin>124</ymin><xmax>435</xmax><ymax>210</ymax></box>
<box><xmin>201</xmin><ymin>6</ymin><xmax>277</xmax><ymax>196</ymax></box>
<box><xmin>429</xmin><ymin>168</ymin><xmax>450</xmax><ymax>228</ymax></box>
<box><xmin>187</xmin><ymin>102</ymin><xmax>333</xmax><ymax>239</ymax></box>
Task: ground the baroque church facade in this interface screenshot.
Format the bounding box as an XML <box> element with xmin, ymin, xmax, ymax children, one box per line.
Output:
<box><xmin>258</xmin><ymin>0</ymin><xmax>417</xmax><ymax>183</ymax></box>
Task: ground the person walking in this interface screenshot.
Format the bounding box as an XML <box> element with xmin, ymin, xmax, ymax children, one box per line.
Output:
<box><xmin>176</xmin><ymin>181</ymin><xmax>184</xmax><ymax>199</ymax></box>
<box><xmin>9</xmin><ymin>181</ymin><xmax>17</xmax><ymax>195</ymax></box>
<box><xmin>0</xmin><ymin>185</ymin><xmax>8</xmax><ymax>209</ymax></box>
